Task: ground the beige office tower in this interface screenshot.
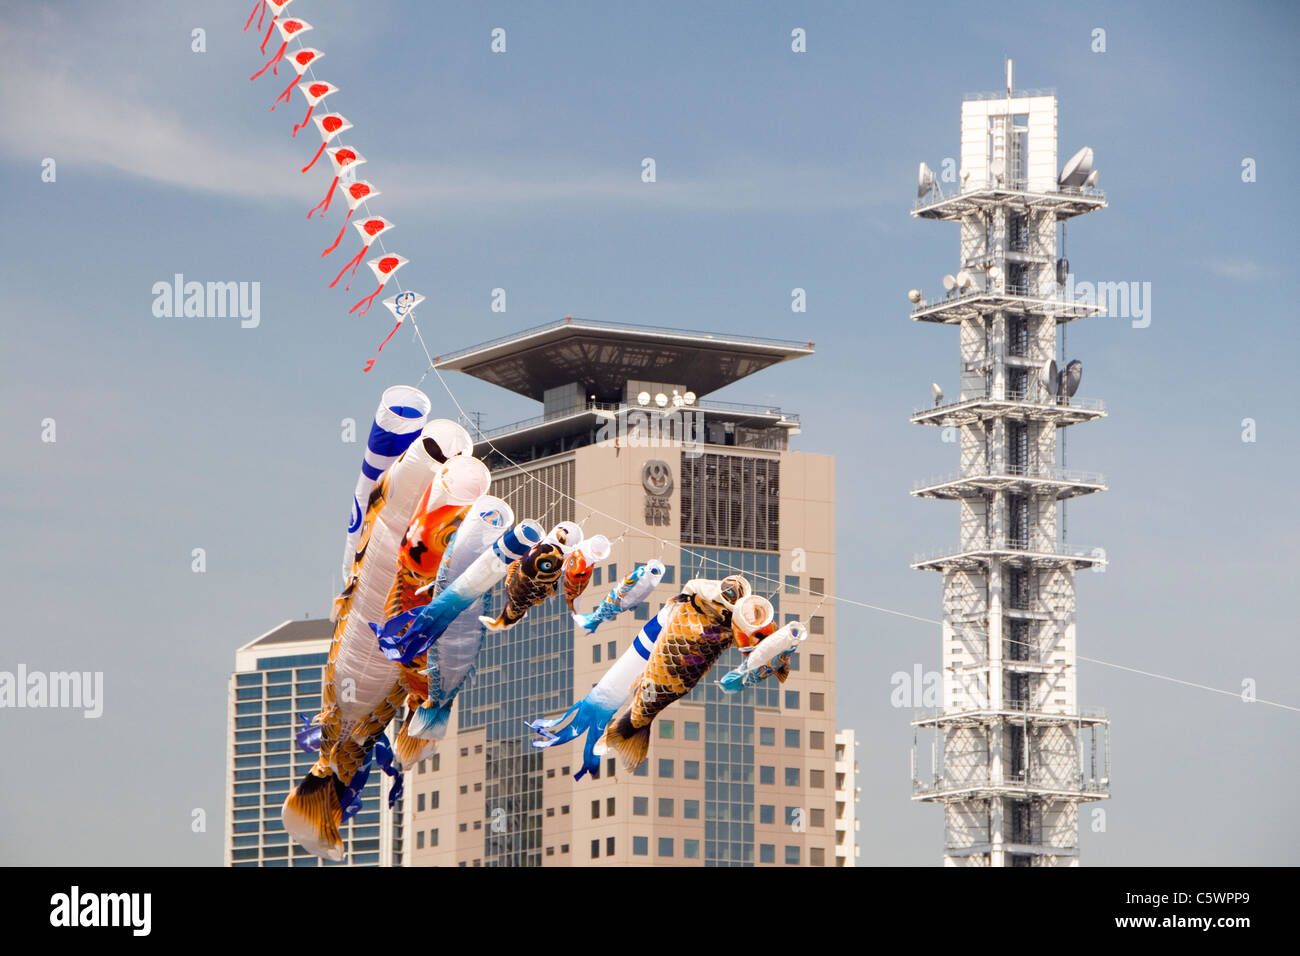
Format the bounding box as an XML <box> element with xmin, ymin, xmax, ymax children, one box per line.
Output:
<box><xmin>401</xmin><ymin>318</ymin><xmax>854</xmax><ymax>866</ymax></box>
<box><xmin>908</xmin><ymin>64</ymin><xmax>1111</xmax><ymax>866</ymax></box>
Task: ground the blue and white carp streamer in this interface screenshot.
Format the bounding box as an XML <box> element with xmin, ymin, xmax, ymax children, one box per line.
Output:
<box><xmin>719</xmin><ymin>621</ymin><xmax>807</xmax><ymax>693</ymax></box>
<box><xmin>572</xmin><ymin>559</ymin><xmax>665</xmax><ymax>633</ymax></box>
<box><xmin>374</xmin><ymin>520</ymin><xmax>544</xmax><ymax>665</ymax></box>
<box><xmin>529</xmin><ymin>601</ymin><xmax>671</xmax><ymax>779</ymax></box>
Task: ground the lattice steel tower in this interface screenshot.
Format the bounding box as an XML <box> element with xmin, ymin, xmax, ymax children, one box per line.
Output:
<box><xmin>908</xmin><ymin>63</ymin><xmax>1111</xmax><ymax>866</ymax></box>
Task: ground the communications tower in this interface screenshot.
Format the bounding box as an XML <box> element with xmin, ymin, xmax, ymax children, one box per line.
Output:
<box><xmin>907</xmin><ymin>63</ymin><xmax>1111</xmax><ymax>866</ymax></box>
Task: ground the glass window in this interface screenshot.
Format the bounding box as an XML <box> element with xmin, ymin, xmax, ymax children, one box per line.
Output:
<box><xmin>759</xmin><ymin>765</ymin><xmax>775</xmax><ymax>785</ymax></box>
<box><xmin>634</xmin><ymin>603</ymin><xmax>649</xmax><ymax>621</ymax></box>
<box><xmin>607</xmin><ymin>564</ymin><xmax>617</xmax><ymax>584</ymax></box>
<box><xmin>417</xmin><ymin>831</ymin><xmax>425</xmax><ymax>849</ymax></box>
<box><xmin>592</xmin><ymin>566</ymin><xmax>601</xmax><ymax>587</ymax></box>
<box><xmin>590</xmin><ymin>839</ymin><xmax>599</xmax><ymax>860</ymax></box>
<box><xmin>785</xmin><ymin>767</ymin><xmax>800</xmax><ymax>786</ymax></box>
<box><xmin>632</xmin><ymin>836</ymin><xmax>648</xmax><ymax>856</ymax></box>
<box><xmin>684</xmin><ymin>721</ymin><xmax>700</xmax><ymax>741</ymax></box>
<box><xmin>417</xmin><ymin>793</ymin><xmax>425</xmax><ymax>812</ymax></box>
<box><xmin>759</xmin><ymin>726</ymin><xmax>775</xmax><ymax>746</ymax></box>
<box><xmin>785</xmin><ymin>691</ymin><xmax>799</xmax><ymax>709</ymax></box>
<box><xmin>592</xmin><ymin>644</ymin><xmax>601</xmax><ymax>663</ymax></box>
<box><xmin>760</xmin><ymin>843</ymin><xmax>776</xmax><ymax>863</ymax></box>
<box><xmin>683</xmin><ymin>800</ymin><xmax>700</xmax><ymax>819</ymax></box>
<box><xmin>606</xmin><ymin>797</ymin><xmax>615</xmax><ymax>816</ymax></box>
<box><xmin>759</xmin><ymin>804</ymin><xmax>775</xmax><ymax>824</ymax></box>
<box><xmin>785</xmin><ymin>845</ymin><xmax>801</xmax><ymax>865</ymax></box>
<box><xmin>810</xmin><ymin>770</ymin><xmax>824</xmax><ymax>788</ymax></box>
<box><xmin>430</xmin><ymin>828</ymin><xmax>438</xmax><ymax>847</ymax></box>
<box><xmin>606</xmin><ymin>836</ymin><xmax>615</xmax><ymax>856</ymax></box>
<box><xmin>662</xmin><ymin>565</ymin><xmax>675</xmax><ymax>584</ymax></box>
<box><xmin>634</xmin><ymin>762</ymin><xmax>648</xmax><ymax>777</ymax></box>
<box><xmin>591</xmin><ymin>800</ymin><xmax>600</xmax><ymax>819</ymax></box>
<box><xmin>810</xmin><ymin>808</ymin><xmax>825</xmax><ymax>828</ymax></box>
<box><xmin>810</xmin><ymin>847</ymin><xmax>825</xmax><ymax>866</ymax></box>
<box><xmin>784</xmin><ymin>729</ymin><xmax>800</xmax><ymax>748</ymax></box>
<box><xmin>658</xmin><ymin>759</ymin><xmax>674</xmax><ymax>778</ymax></box>
<box><xmin>784</xmin><ymin>575</ymin><xmax>800</xmax><ymax>594</ymax></box>
<box><xmin>431</xmin><ymin>791</ymin><xmax>440</xmax><ymax>809</ymax></box>
<box><xmin>786</xmin><ymin>806</ymin><xmax>802</xmax><ymax>827</ymax></box>
<box><xmin>658</xmin><ymin>838</ymin><xmax>674</xmax><ymax>858</ymax></box>
<box><xmin>810</xmin><ymin>731</ymin><xmax>825</xmax><ymax>750</ymax></box>
<box><xmin>809</xmin><ymin>577</ymin><xmax>824</xmax><ymax>596</ymax></box>
<box><xmin>683</xmin><ymin>760</ymin><xmax>699</xmax><ymax>780</ymax></box>
<box><xmin>659</xmin><ymin>720</ymin><xmax>674</xmax><ymax>739</ymax></box>
<box><xmin>633</xmin><ymin>796</ymin><xmax>648</xmax><ymax>816</ymax></box>
<box><xmin>684</xmin><ymin>839</ymin><xmax>699</xmax><ymax>859</ymax></box>
<box><xmin>810</xmin><ymin>654</ymin><xmax>824</xmax><ymax>673</ymax></box>
<box><xmin>607</xmin><ymin>641</ymin><xmax>617</xmax><ymax>659</ymax></box>
<box><xmin>658</xmin><ymin>798</ymin><xmax>674</xmax><ymax>818</ymax></box>
<box><xmin>810</xmin><ymin>616</ymin><xmax>824</xmax><ymax>635</ymax></box>
<box><xmin>810</xmin><ymin>692</ymin><xmax>824</xmax><ymax>712</ymax></box>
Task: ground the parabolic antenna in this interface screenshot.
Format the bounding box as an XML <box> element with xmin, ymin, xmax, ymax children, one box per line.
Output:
<box><xmin>1041</xmin><ymin>358</ymin><xmax>1059</xmax><ymax>395</ymax></box>
<box><xmin>917</xmin><ymin>162</ymin><xmax>937</xmax><ymax>199</ymax></box>
<box><xmin>931</xmin><ymin>383</ymin><xmax>944</xmax><ymax>406</ymax></box>
<box><xmin>955</xmin><ymin>270</ymin><xmax>973</xmax><ymax>290</ymax></box>
<box><xmin>1084</xmin><ymin>169</ymin><xmax>1100</xmax><ymax>188</ymax></box>
<box><xmin>1062</xmin><ymin>359</ymin><xmax>1083</xmax><ymax>397</ymax></box>
<box><xmin>990</xmin><ymin>157</ymin><xmax>1005</xmax><ymax>182</ymax></box>
<box><xmin>987</xmin><ymin>265</ymin><xmax>1003</xmax><ymax>282</ymax></box>
<box><xmin>1059</xmin><ymin>146</ymin><xmax>1094</xmax><ymax>187</ymax></box>
<box><xmin>942</xmin><ymin>274</ymin><xmax>957</xmax><ymax>292</ymax></box>
<box><xmin>908</xmin><ymin>289</ymin><xmax>923</xmax><ymax>303</ymax></box>
<box><xmin>1056</xmin><ymin>257</ymin><xmax>1070</xmax><ymax>287</ymax></box>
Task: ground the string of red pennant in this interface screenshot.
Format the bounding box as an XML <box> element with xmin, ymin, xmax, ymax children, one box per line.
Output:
<box><xmin>243</xmin><ymin>0</ymin><xmax>424</xmax><ymax>372</ymax></box>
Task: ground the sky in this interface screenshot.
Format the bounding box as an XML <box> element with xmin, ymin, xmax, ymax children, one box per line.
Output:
<box><xmin>0</xmin><ymin>0</ymin><xmax>1297</xmax><ymax>866</ymax></box>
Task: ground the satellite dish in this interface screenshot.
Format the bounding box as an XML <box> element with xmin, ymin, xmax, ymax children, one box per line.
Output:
<box><xmin>1041</xmin><ymin>358</ymin><xmax>1059</xmax><ymax>395</ymax></box>
<box><xmin>990</xmin><ymin>157</ymin><xmax>1005</xmax><ymax>182</ymax></box>
<box><xmin>917</xmin><ymin>162</ymin><xmax>937</xmax><ymax>199</ymax></box>
<box><xmin>1062</xmin><ymin>359</ymin><xmax>1083</xmax><ymax>397</ymax></box>
<box><xmin>683</xmin><ymin>391</ymin><xmax>696</xmax><ymax>405</ymax></box>
<box><xmin>654</xmin><ymin>393</ymin><xmax>668</xmax><ymax>408</ymax></box>
<box><xmin>1058</xmin><ymin>146</ymin><xmax>1094</xmax><ymax>187</ymax></box>
<box><xmin>987</xmin><ymin>265</ymin><xmax>1003</xmax><ymax>282</ymax></box>
<box><xmin>942</xmin><ymin>274</ymin><xmax>957</xmax><ymax>292</ymax></box>
<box><xmin>956</xmin><ymin>270</ymin><xmax>974</xmax><ymax>290</ymax></box>
<box><xmin>931</xmin><ymin>382</ymin><xmax>943</xmax><ymax>401</ymax></box>
<box><xmin>1084</xmin><ymin>169</ymin><xmax>1100</xmax><ymax>188</ymax></box>
<box><xmin>908</xmin><ymin>289</ymin><xmax>923</xmax><ymax>303</ymax></box>
<box><xmin>637</xmin><ymin>391</ymin><xmax>651</xmax><ymax>406</ymax></box>
<box><xmin>1056</xmin><ymin>258</ymin><xmax>1070</xmax><ymax>287</ymax></box>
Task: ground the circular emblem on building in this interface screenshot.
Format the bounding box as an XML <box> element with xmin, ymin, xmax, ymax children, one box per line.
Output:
<box><xmin>642</xmin><ymin>460</ymin><xmax>674</xmax><ymax>497</ymax></box>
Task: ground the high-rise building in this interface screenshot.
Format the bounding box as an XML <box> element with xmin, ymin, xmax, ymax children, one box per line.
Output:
<box><xmin>907</xmin><ymin>64</ymin><xmax>1111</xmax><ymax>866</ymax></box>
<box><xmin>225</xmin><ymin>619</ymin><xmax>404</xmax><ymax>866</ymax></box>
<box><xmin>405</xmin><ymin>317</ymin><xmax>849</xmax><ymax>866</ymax></box>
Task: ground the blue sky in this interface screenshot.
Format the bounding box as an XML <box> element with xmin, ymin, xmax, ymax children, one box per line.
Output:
<box><xmin>0</xmin><ymin>0</ymin><xmax>1297</xmax><ymax>865</ymax></box>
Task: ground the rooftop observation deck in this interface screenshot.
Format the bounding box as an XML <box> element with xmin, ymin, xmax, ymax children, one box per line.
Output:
<box><xmin>433</xmin><ymin>318</ymin><xmax>814</xmax><ymax>466</ymax></box>
<box><xmin>432</xmin><ymin>317</ymin><xmax>814</xmax><ymax>403</ymax></box>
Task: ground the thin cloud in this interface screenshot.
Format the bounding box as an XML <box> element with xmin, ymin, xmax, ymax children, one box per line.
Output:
<box><xmin>1206</xmin><ymin>258</ymin><xmax>1273</xmax><ymax>281</ymax></box>
<box><xmin>0</xmin><ymin>25</ymin><xmax>886</xmax><ymax>215</ymax></box>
